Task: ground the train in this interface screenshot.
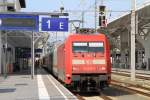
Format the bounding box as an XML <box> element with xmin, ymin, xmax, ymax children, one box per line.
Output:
<box><xmin>42</xmin><ymin>33</ymin><xmax>111</xmax><ymax>92</ymax></box>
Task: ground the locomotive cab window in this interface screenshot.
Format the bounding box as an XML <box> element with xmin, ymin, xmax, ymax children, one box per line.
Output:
<box><xmin>72</xmin><ymin>42</ymin><xmax>104</xmax><ymax>53</ymax></box>
<box><xmin>89</xmin><ymin>42</ymin><xmax>104</xmax><ymax>53</ymax></box>
<box><xmin>72</xmin><ymin>42</ymin><xmax>88</xmax><ymax>53</ymax></box>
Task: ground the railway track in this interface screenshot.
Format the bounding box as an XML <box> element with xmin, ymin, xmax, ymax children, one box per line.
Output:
<box><xmin>100</xmin><ymin>92</ymin><xmax>113</xmax><ymax>100</ymax></box>
<box><xmin>113</xmin><ymin>70</ymin><xmax>150</xmax><ymax>75</ymax></box>
<box><xmin>111</xmin><ymin>80</ymin><xmax>150</xmax><ymax>97</ymax></box>
<box><xmin>112</xmin><ymin>71</ymin><xmax>150</xmax><ymax>80</ymax></box>
<box><xmin>112</xmin><ymin>80</ymin><xmax>150</xmax><ymax>91</ymax></box>
<box><xmin>74</xmin><ymin>83</ymin><xmax>150</xmax><ymax>100</ymax></box>
<box><xmin>74</xmin><ymin>92</ymin><xmax>112</xmax><ymax>100</ymax></box>
<box><xmin>50</xmin><ymin>77</ymin><xmax>150</xmax><ymax>100</ymax></box>
<box><xmin>44</xmin><ymin>68</ymin><xmax>150</xmax><ymax>99</ymax></box>
<box><xmin>75</xmin><ymin>94</ymin><xmax>85</xmax><ymax>100</ymax></box>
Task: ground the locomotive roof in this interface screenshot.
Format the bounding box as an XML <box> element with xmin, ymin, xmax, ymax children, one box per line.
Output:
<box><xmin>69</xmin><ymin>33</ymin><xmax>105</xmax><ymax>36</ymax></box>
<box><xmin>48</xmin><ymin>33</ymin><xmax>106</xmax><ymax>53</ymax></box>
<box><xmin>68</xmin><ymin>33</ymin><xmax>106</xmax><ymax>38</ymax></box>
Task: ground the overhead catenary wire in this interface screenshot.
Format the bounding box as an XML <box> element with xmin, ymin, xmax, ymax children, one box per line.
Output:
<box><xmin>63</xmin><ymin>9</ymin><xmax>131</xmax><ymax>13</ymax></box>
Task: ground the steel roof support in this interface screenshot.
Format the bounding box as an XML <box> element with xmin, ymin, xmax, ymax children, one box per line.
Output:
<box><xmin>31</xmin><ymin>32</ymin><xmax>35</xmax><ymax>79</ymax></box>
<box><xmin>21</xmin><ymin>31</ymin><xmax>31</xmax><ymax>38</ymax></box>
<box><xmin>0</xmin><ymin>32</ymin><xmax>1</xmax><ymax>74</ymax></box>
<box><xmin>0</xmin><ymin>12</ymin><xmax>69</xmax><ymax>16</ymax></box>
<box><xmin>3</xmin><ymin>32</ymin><xmax>7</xmax><ymax>78</ymax></box>
<box><xmin>131</xmin><ymin>0</ymin><xmax>136</xmax><ymax>81</ymax></box>
<box><xmin>0</xmin><ymin>0</ymin><xmax>6</xmax><ymax>76</ymax></box>
<box><xmin>35</xmin><ymin>32</ymin><xmax>45</xmax><ymax>43</ymax></box>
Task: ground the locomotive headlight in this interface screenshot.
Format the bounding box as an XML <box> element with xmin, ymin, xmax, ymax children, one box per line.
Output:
<box><xmin>101</xmin><ymin>67</ymin><xmax>106</xmax><ymax>70</ymax></box>
<box><xmin>66</xmin><ymin>74</ymin><xmax>70</xmax><ymax>77</ymax></box>
<box><xmin>66</xmin><ymin>74</ymin><xmax>71</xmax><ymax>80</ymax></box>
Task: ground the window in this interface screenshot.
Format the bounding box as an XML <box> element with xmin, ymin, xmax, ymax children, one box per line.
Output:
<box><xmin>89</xmin><ymin>42</ymin><xmax>104</xmax><ymax>53</ymax></box>
<box><xmin>72</xmin><ymin>42</ymin><xmax>88</xmax><ymax>53</ymax></box>
<box><xmin>72</xmin><ymin>42</ymin><xmax>104</xmax><ymax>53</ymax></box>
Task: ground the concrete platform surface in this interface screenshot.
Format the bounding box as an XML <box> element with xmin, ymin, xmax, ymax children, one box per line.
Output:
<box><xmin>0</xmin><ymin>68</ymin><xmax>77</xmax><ymax>100</ymax></box>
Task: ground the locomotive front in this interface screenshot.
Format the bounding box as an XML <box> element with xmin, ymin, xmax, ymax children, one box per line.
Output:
<box><xmin>69</xmin><ymin>34</ymin><xmax>111</xmax><ymax>91</ymax></box>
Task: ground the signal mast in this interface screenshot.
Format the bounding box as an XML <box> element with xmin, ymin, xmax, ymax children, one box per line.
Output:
<box><xmin>99</xmin><ymin>0</ymin><xmax>107</xmax><ymax>28</ymax></box>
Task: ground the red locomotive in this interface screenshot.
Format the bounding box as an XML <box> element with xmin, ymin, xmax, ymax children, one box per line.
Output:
<box><xmin>43</xmin><ymin>33</ymin><xmax>111</xmax><ymax>91</ymax></box>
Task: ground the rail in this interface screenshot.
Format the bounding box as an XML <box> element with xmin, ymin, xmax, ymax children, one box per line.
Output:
<box><xmin>111</xmin><ymin>80</ymin><xmax>150</xmax><ymax>97</ymax></box>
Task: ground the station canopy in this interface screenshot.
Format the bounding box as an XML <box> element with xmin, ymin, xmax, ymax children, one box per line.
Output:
<box><xmin>0</xmin><ymin>12</ymin><xmax>69</xmax><ymax>49</ymax></box>
<box><xmin>107</xmin><ymin>2</ymin><xmax>150</xmax><ymax>38</ymax></box>
<box><xmin>2</xmin><ymin>30</ymin><xmax>49</xmax><ymax>48</ymax></box>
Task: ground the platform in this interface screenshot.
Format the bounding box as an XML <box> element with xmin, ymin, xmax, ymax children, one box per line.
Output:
<box><xmin>0</xmin><ymin>68</ymin><xmax>77</xmax><ymax>100</ymax></box>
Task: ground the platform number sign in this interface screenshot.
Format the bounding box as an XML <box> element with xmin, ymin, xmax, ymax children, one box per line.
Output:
<box><xmin>41</xmin><ymin>18</ymin><xmax>68</xmax><ymax>32</ymax></box>
<box><xmin>47</xmin><ymin>19</ymin><xmax>51</xmax><ymax>29</ymax></box>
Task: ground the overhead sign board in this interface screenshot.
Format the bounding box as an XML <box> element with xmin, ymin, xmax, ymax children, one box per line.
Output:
<box><xmin>0</xmin><ymin>14</ymin><xmax>39</xmax><ymax>31</ymax></box>
<box><xmin>41</xmin><ymin>18</ymin><xmax>68</xmax><ymax>32</ymax></box>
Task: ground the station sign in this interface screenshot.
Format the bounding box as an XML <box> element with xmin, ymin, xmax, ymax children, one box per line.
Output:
<box><xmin>0</xmin><ymin>14</ymin><xmax>39</xmax><ymax>31</ymax></box>
<box><xmin>41</xmin><ymin>18</ymin><xmax>68</xmax><ymax>32</ymax></box>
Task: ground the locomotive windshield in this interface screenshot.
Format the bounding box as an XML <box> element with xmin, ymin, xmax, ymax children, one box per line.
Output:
<box><xmin>72</xmin><ymin>42</ymin><xmax>88</xmax><ymax>53</ymax></box>
<box><xmin>88</xmin><ymin>42</ymin><xmax>104</xmax><ymax>52</ymax></box>
<box><xmin>72</xmin><ymin>42</ymin><xmax>104</xmax><ymax>53</ymax></box>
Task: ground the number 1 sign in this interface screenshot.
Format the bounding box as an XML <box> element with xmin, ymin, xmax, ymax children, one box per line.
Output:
<box><xmin>41</xmin><ymin>17</ymin><xmax>68</xmax><ymax>32</ymax></box>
